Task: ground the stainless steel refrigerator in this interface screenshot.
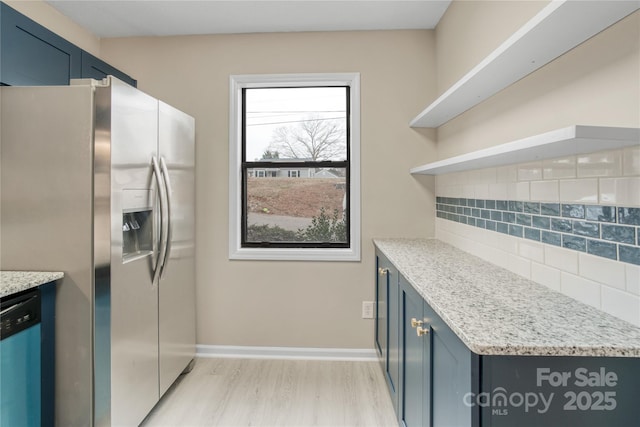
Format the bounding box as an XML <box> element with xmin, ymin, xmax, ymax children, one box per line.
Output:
<box><xmin>0</xmin><ymin>76</ymin><xmax>196</xmax><ymax>426</ymax></box>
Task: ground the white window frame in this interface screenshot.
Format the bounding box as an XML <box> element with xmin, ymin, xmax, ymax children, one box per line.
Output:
<box><xmin>229</xmin><ymin>73</ymin><xmax>361</xmax><ymax>261</ymax></box>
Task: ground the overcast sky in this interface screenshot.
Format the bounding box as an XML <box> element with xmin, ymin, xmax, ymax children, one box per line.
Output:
<box><xmin>245</xmin><ymin>87</ymin><xmax>347</xmax><ymax>161</ymax></box>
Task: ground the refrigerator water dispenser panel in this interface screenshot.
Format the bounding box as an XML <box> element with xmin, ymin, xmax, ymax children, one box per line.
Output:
<box><xmin>122</xmin><ymin>210</ymin><xmax>152</xmax><ymax>261</ymax></box>
<box><xmin>122</xmin><ymin>190</ymin><xmax>154</xmax><ymax>262</ymax></box>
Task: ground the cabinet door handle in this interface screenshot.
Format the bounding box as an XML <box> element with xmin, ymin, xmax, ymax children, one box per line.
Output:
<box><xmin>378</xmin><ymin>267</ymin><xmax>389</xmax><ymax>276</ymax></box>
<box><xmin>411</xmin><ymin>318</ymin><xmax>423</xmax><ymax>328</ymax></box>
<box><xmin>416</xmin><ymin>326</ymin><xmax>430</xmax><ymax>337</ymax></box>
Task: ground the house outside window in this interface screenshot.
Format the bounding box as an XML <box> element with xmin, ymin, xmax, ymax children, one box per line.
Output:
<box><xmin>229</xmin><ymin>73</ymin><xmax>361</xmax><ymax>261</ymax></box>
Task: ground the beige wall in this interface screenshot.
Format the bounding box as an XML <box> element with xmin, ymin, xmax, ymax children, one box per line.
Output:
<box><xmin>434</xmin><ymin>2</ymin><xmax>639</xmax><ymax>159</ymax></box>
<box><xmin>101</xmin><ymin>30</ymin><xmax>437</xmax><ymax>348</ymax></box>
<box><xmin>5</xmin><ymin>0</ymin><xmax>101</xmax><ymax>55</ymax></box>
<box><xmin>435</xmin><ymin>0</ymin><xmax>548</xmax><ymax>93</ymax></box>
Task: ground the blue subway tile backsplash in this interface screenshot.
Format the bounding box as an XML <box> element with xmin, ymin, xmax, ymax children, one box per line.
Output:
<box><xmin>509</xmin><ymin>224</ymin><xmax>524</xmax><ymax>238</ymax></box>
<box><xmin>562</xmin><ymin>204</ymin><xmax>585</xmax><ymax>219</ymax></box>
<box><xmin>509</xmin><ymin>201</ymin><xmax>523</xmax><ymax>212</ymax></box>
<box><xmin>551</xmin><ymin>218</ymin><xmax>572</xmax><ymax>233</ymax></box>
<box><xmin>586</xmin><ymin>205</ymin><xmax>616</xmax><ymax>223</ymax></box>
<box><xmin>524</xmin><ymin>227</ymin><xmax>541</xmax><ymax>241</ymax></box>
<box><xmin>619</xmin><ymin>208</ymin><xmax>640</xmax><ymax>226</ymax></box>
<box><xmin>532</xmin><ymin>215</ymin><xmax>551</xmax><ymax>229</ymax></box>
<box><xmin>497</xmin><ymin>222</ymin><xmax>509</xmax><ymax>235</ymax></box>
<box><xmin>504</xmin><ymin>212</ymin><xmax>516</xmax><ymax>224</ymax></box>
<box><xmin>541</xmin><ymin>231</ymin><xmax>562</xmax><ymax>246</ymax></box>
<box><xmin>601</xmin><ymin>224</ymin><xmax>636</xmax><ymax>245</ymax></box>
<box><xmin>436</xmin><ymin>197</ymin><xmax>640</xmax><ymax>266</ymax></box>
<box><xmin>572</xmin><ymin>221</ymin><xmax>599</xmax><ymax>238</ymax></box>
<box><xmin>619</xmin><ymin>245</ymin><xmax>640</xmax><ymax>266</ymax></box>
<box><xmin>524</xmin><ymin>202</ymin><xmax>540</xmax><ymax>214</ymax></box>
<box><xmin>516</xmin><ymin>213</ymin><xmax>532</xmax><ymax>226</ymax></box>
<box><xmin>563</xmin><ymin>235</ymin><xmax>586</xmax><ymax>252</ymax></box>
<box><xmin>587</xmin><ymin>240</ymin><xmax>617</xmax><ymax>260</ymax></box>
<box><xmin>541</xmin><ymin>203</ymin><xmax>560</xmax><ymax>216</ymax></box>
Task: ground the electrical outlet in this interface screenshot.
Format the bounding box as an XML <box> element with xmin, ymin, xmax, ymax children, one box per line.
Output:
<box><xmin>362</xmin><ymin>301</ymin><xmax>375</xmax><ymax>319</ymax></box>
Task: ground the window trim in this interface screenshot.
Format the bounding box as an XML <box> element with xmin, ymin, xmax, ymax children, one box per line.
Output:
<box><xmin>229</xmin><ymin>73</ymin><xmax>361</xmax><ymax>261</ymax></box>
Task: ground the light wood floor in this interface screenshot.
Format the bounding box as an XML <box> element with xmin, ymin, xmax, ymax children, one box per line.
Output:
<box><xmin>141</xmin><ymin>357</ymin><xmax>399</xmax><ymax>427</ymax></box>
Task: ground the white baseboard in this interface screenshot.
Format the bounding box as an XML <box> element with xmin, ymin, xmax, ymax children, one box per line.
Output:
<box><xmin>196</xmin><ymin>344</ymin><xmax>378</xmax><ymax>362</ymax></box>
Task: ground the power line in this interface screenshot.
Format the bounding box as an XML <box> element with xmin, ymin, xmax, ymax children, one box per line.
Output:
<box><xmin>246</xmin><ymin>112</ymin><xmax>345</xmax><ymax>120</ymax></box>
<box><xmin>247</xmin><ymin>110</ymin><xmax>346</xmax><ymax>114</ymax></box>
<box><xmin>246</xmin><ymin>117</ymin><xmax>346</xmax><ymax>127</ymax></box>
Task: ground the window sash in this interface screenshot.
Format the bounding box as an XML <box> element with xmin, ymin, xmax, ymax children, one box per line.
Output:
<box><xmin>241</xmin><ymin>162</ymin><xmax>350</xmax><ymax>248</ymax></box>
<box><xmin>240</xmin><ymin>85</ymin><xmax>351</xmax><ymax>249</ymax></box>
<box><xmin>241</xmin><ymin>165</ymin><xmax>350</xmax><ymax>248</ymax></box>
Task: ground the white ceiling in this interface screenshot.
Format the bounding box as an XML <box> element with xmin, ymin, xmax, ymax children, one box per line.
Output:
<box><xmin>46</xmin><ymin>1</ymin><xmax>451</xmax><ymax>38</ymax></box>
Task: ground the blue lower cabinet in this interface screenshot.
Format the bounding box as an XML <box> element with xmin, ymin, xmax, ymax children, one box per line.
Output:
<box><xmin>375</xmin><ymin>256</ymin><xmax>387</xmax><ymax>362</ymax></box>
<box><xmin>39</xmin><ymin>282</ymin><xmax>56</xmax><ymax>427</ymax></box>
<box><xmin>480</xmin><ymin>356</ymin><xmax>640</xmax><ymax>427</ymax></box>
<box><xmin>376</xmin><ymin>254</ymin><xmax>640</xmax><ymax>427</ymax></box>
<box><xmin>399</xmin><ymin>275</ymin><xmax>473</xmax><ymax>427</ymax></box>
<box><xmin>427</xmin><ymin>300</ymin><xmax>475</xmax><ymax>427</ymax></box>
<box><xmin>399</xmin><ymin>276</ymin><xmax>429</xmax><ymax>427</ymax></box>
<box><xmin>376</xmin><ymin>251</ymin><xmax>400</xmax><ymax>412</ymax></box>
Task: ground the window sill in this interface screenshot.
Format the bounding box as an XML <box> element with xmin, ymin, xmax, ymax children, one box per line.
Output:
<box><xmin>229</xmin><ymin>246</ymin><xmax>361</xmax><ymax>262</ymax></box>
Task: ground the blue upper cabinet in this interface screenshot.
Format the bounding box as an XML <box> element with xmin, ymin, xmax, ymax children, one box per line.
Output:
<box><xmin>0</xmin><ymin>2</ymin><xmax>81</xmax><ymax>85</ymax></box>
<box><xmin>0</xmin><ymin>2</ymin><xmax>135</xmax><ymax>87</ymax></box>
<box><xmin>80</xmin><ymin>51</ymin><xmax>136</xmax><ymax>87</ymax></box>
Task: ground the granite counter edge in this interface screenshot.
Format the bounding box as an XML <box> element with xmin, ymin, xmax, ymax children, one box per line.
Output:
<box><xmin>0</xmin><ymin>271</ymin><xmax>64</xmax><ymax>299</ymax></box>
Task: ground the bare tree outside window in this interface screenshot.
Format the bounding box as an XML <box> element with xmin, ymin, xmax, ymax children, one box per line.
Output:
<box><xmin>268</xmin><ymin>114</ymin><xmax>346</xmax><ymax>161</ymax></box>
<box><xmin>261</xmin><ymin>149</ymin><xmax>280</xmax><ymax>160</ymax></box>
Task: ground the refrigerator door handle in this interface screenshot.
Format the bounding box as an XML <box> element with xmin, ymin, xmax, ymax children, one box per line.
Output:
<box><xmin>152</xmin><ymin>156</ymin><xmax>168</xmax><ymax>285</ymax></box>
<box><xmin>159</xmin><ymin>156</ymin><xmax>173</xmax><ymax>279</ymax></box>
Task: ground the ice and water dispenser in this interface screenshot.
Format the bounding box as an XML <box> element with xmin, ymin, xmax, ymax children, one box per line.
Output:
<box><xmin>121</xmin><ymin>190</ymin><xmax>154</xmax><ymax>262</ymax></box>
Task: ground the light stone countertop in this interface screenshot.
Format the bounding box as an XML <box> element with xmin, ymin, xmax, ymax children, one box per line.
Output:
<box><xmin>373</xmin><ymin>238</ymin><xmax>640</xmax><ymax>357</ymax></box>
<box><xmin>0</xmin><ymin>271</ymin><xmax>63</xmax><ymax>298</ymax></box>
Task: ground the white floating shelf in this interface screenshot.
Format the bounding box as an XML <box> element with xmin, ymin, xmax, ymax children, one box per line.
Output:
<box><xmin>410</xmin><ymin>0</ymin><xmax>640</xmax><ymax>128</ymax></box>
<box><xmin>410</xmin><ymin>126</ymin><xmax>640</xmax><ymax>175</ymax></box>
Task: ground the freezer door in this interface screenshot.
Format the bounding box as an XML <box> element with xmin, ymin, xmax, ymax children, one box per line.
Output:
<box><xmin>95</xmin><ymin>77</ymin><xmax>161</xmax><ymax>427</ymax></box>
<box><xmin>158</xmin><ymin>101</ymin><xmax>196</xmax><ymax>396</ymax></box>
